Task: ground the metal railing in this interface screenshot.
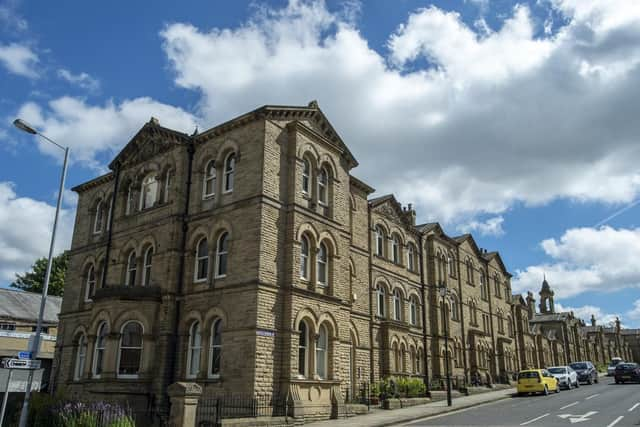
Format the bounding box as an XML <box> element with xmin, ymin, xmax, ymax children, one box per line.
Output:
<box><xmin>195</xmin><ymin>393</ymin><xmax>288</xmax><ymax>427</ymax></box>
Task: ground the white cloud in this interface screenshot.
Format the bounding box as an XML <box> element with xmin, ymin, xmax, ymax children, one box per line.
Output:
<box><xmin>627</xmin><ymin>300</ymin><xmax>640</xmax><ymax>323</ymax></box>
<box><xmin>0</xmin><ymin>0</ymin><xmax>28</xmax><ymax>34</ymax></box>
<box><xmin>0</xmin><ymin>182</ymin><xmax>73</xmax><ymax>283</ymax></box>
<box><xmin>158</xmin><ymin>0</ymin><xmax>640</xmax><ymax>224</ymax></box>
<box><xmin>457</xmin><ymin>215</ymin><xmax>505</xmax><ymax>236</ymax></box>
<box><xmin>57</xmin><ymin>69</ymin><xmax>100</xmax><ymax>92</ymax></box>
<box><xmin>15</xmin><ymin>97</ymin><xmax>199</xmax><ymax>169</ymax></box>
<box><xmin>0</xmin><ymin>43</ymin><xmax>38</xmax><ymax>78</ymax></box>
<box><xmin>513</xmin><ymin>226</ymin><xmax>640</xmax><ymax>298</ymax></box>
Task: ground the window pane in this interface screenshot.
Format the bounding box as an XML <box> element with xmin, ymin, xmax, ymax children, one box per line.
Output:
<box><xmin>224</xmin><ymin>154</ymin><xmax>235</xmax><ymax>192</ymax></box>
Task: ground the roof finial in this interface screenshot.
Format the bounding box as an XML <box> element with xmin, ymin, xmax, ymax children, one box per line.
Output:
<box><xmin>308</xmin><ymin>100</ymin><xmax>319</xmax><ymax>109</ymax></box>
<box><xmin>191</xmin><ymin>126</ymin><xmax>199</xmax><ymax>137</ymax></box>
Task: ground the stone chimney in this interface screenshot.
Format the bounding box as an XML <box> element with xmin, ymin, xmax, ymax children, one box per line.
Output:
<box><xmin>591</xmin><ymin>314</ymin><xmax>596</xmax><ymax>327</ymax></box>
<box><xmin>404</xmin><ymin>203</ymin><xmax>416</xmax><ymax>226</ymax></box>
<box><xmin>616</xmin><ymin>317</ymin><xmax>621</xmax><ymax>333</ymax></box>
<box><xmin>149</xmin><ymin>116</ymin><xmax>160</xmax><ymax>125</ymax></box>
<box><xmin>526</xmin><ymin>291</ymin><xmax>536</xmax><ymax>320</ymax></box>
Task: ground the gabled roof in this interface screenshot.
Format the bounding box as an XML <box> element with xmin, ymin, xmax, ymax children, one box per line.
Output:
<box><xmin>0</xmin><ymin>289</ymin><xmax>62</xmax><ymax>324</ymax></box>
<box><xmin>197</xmin><ymin>101</ymin><xmax>358</xmax><ymax>168</ymax></box>
<box><xmin>369</xmin><ymin>194</ymin><xmax>415</xmax><ymax>231</ymax></box>
<box><xmin>511</xmin><ymin>293</ymin><xmax>527</xmax><ymax>306</ymax></box>
<box><xmin>350</xmin><ymin>175</ymin><xmax>375</xmax><ymax>194</ymax></box>
<box><xmin>109</xmin><ymin>118</ymin><xmax>190</xmax><ymax>170</ymax></box>
<box><xmin>452</xmin><ymin>233</ymin><xmax>485</xmax><ymax>259</ymax></box>
<box><xmin>483</xmin><ymin>251</ymin><xmax>512</xmax><ymax>277</ymax></box>
<box><xmin>416</xmin><ymin>222</ymin><xmax>440</xmax><ymax>233</ymax></box>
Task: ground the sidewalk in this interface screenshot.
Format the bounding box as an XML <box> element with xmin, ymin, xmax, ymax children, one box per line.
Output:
<box><xmin>306</xmin><ymin>387</ymin><xmax>517</xmax><ymax>427</ymax></box>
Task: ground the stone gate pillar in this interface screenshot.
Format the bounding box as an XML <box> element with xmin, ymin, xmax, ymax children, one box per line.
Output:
<box><xmin>167</xmin><ymin>382</ymin><xmax>202</xmax><ymax>427</ymax></box>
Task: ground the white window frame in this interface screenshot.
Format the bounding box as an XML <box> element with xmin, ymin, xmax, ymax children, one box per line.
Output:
<box><xmin>410</xmin><ymin>297</ymin><xmax>417</xmax><ymax>325</ymax></box>
<box><xmin>126</xmin><ymin>184</ymin><xmax>135</xmax><ymax>215</ymax></box>
<box><xmin>215</xmin><ymin>232</ymin><xmax>229</xmax><ymax>278</ymax></box>
<box><xmin>186</xmin><ymin>321</ymin><xmax>201</xmax><ymax>379</ymax></box>
<box><xmin>139</xmin><ymin>174</ymin><xmax>158</xmax><ymax>210</ymax></box>
<box><xmin>85</xmin><ymin>265</ymin><xmax>96</xmax><ymax>302</ymax></box>
<box><xmin>391</xmin><ymin>235</ymin><xmax>400</xmax><ymax>264</ymax></box>
<box><xmin>194</xmin><ymin>237</ymin><xmax>209</xmax><ymax>283</ymax></box>
<box><xmin>302</xmin><ymin>159</ymin><xmax>310</xmax><ymax>195</ymax></box>
<box><xmin>93</xmin><ymin>200</ymin><xmax>104</xmax><ymax>234</ymax></box>
<box><xmin>377</xmin><ymin>285</ymin><xmax>386</xmax><ymax>317</ymax></box>
<box><xmin>315</xmin><ymin>324</ymin><xmax>328</xmax><ymax>379</ymax></box>
<box><xmin>74</xmin><ymin>334</ymin><xmax>87</xmax><ymax>381</ymax></box>
<box><xmin>393</xmin><ymin>289</ymin><xmax>402</xmax><ymax>321</ymax></box>
<box><xmin>117</xmin><ymin>321</ymin><xmax>143</xmax><ymax>379</ymax></box>
<box><xmin>142</xmin><ymin>246</ymin><xmax>153</xmax><ymax>287</ymax></box>
<box><xmin>317</xmin><ymin>167</ymin><xmax>328</xmax><ymax>206</ymax></box>
<box><xmin>203</xmin><ymin>160</ymin><xmax>216</xmax><ymax>199</ymax></box>
<box><xmin>223</xmin><ymin>152</ymin><xmax>236</xmax><ymax>194</ymax></box>
<box><xmin>300</xmin><ymin>235</ymin><xmax>309</xmax><ymax>280</ymax></box>
<box><xmin>208</xmin><ymin>319</ymin><xmax>222</xmax><ymax>378</ymax></box>
<box><xmin>92</xmin><ymin>322</ymin><xmax>108</xmax><ymax>378</ymax></box>
<box><xmin>407</xmin><ymin>245</ymin><xmax>415</xmax><ymax>271</ymax></box>
<box><xmin>125</xmin><ymin>251</ymin><xmax>137</xmax><ymax>287</ymax></box>
<box><xmin>317</xmin><ymin>242</ymin><xmax>328</xmax><ymax>287</ymax></box>
<box><xmin>375</xmin><ymin>226</ymin><xmax>384</xmax><ymax>257</ymax></box>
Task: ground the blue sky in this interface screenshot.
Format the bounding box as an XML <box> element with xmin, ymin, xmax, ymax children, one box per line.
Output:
<box><xmin>1</xmin><ymin>0</ymin><xmax>640</xmax><ymax>327</ymax></box>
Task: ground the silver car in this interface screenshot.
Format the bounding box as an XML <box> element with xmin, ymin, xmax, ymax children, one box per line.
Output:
<box><xmin>548</xmin><ymin>366</ymin><xmax>579</xmax><ymax>389</ymax></box>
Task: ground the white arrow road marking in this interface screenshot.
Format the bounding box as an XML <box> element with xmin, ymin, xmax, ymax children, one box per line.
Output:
<box><xmin>606</xmin><ymin>416</ymin><xmax>624</xmax><ymax>427</ymax></box>
<box><xmin>629</xmin><ymin>403</ymin><xmax>640</xmax><ymax>412</ymax></box>
<box><xmin>585</xmin><ymin>393</ymin><xmax>600</xmax><ymax>400</ymax></box>
<box><xmin>520</xmin><ymin>413</ymin><xmax>550</xmax><ymax>425</ymax></box>
<box><xmin>560</xmin><ymin>402</ymin><xmax>579</xmax><ymax>410</ymax></box>
<box><xmin>557</xmin><ymin>411</ymin><xmax>598</xmax><ymax>423</ymax></box>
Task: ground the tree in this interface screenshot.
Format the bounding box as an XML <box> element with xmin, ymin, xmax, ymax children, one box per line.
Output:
<box><xmin>11</xmin><ymin>251</ymin><xmax>69</xmax><ymax>296</ymax></box>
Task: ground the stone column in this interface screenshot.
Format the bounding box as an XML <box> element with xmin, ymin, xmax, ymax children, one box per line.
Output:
<box><xmin>167</xmin><ymin>382</ymin><xmax>202</xmax><ymax>427</ymax></box>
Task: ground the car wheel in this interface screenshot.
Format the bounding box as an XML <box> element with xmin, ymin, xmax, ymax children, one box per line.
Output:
<box><xmin>543</xmin><ymin>385</ymin><xmax>549</xmax><ymax>396</ymax></box>
<box><xmin>587</xmin><ymin>377</ymin><xmax>593</xmax><ymax>385</ymax></box>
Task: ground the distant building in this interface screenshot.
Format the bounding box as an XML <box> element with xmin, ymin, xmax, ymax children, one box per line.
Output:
<box><xmin>0</xmin><ymin>288</ymin><xmax>62</xmax><ymax>388</ymax></box>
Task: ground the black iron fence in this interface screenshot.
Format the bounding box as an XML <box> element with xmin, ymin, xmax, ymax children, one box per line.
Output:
<box><xmin>195</xmin><ymin>393</ymin><xmax>288</xmax><ymax>427</ymax></box>
<box><xmin>345</xmin><ymin>382</ymin><xmax>371</xmax><ymax>408</ymax></box>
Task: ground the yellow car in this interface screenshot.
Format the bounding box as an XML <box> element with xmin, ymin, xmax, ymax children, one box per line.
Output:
<box><xmin>517</xmin><ymin>369</ymin><xmax>560</xmax><ymax>396</ymax></box>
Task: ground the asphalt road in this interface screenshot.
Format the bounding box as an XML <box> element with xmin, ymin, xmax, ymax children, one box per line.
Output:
<box><xmin>405</xmin><ymin>377</ymin><xmax>640</xmax><ymax>427</ymax></box>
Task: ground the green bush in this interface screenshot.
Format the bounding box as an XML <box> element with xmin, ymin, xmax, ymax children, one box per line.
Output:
<box><xmin>377</xmin><ymin>377</ymin><xmax>426</xmax><ymax>398</ymax></box>
<box><xmin>595</xmin><ymin>363</ymin><xmax>607</xmax><ymax>373</ymax></box>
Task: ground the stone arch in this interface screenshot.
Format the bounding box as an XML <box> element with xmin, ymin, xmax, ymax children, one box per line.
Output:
<box><xmin>294</xmin><ymin>308</ymin><xmax>318</xmax><ymax>336</ymax></box>
<box><xmin>210</xmin><ymin>218</ymin><xmax>233</xmax><ymax>242</ymax></box>
<box><xmin>372</xmin><ymin>275</ymin><xmax>391</xmax><ymax>292</ymax></box>
<box><xmin>349</xmin><ymin>321</ymin><xmax>360</xmax><ymax>347</ymax></box>
<box><xmin>215</xmin><ymin>138</ymin><xmax>241</xmax><ymax>166</ymax></box>
<box><xmin>318</xmin><ymin>154</ymin><xmax>338</xmax><ymax>181</ymax></box>
<box><xmin>203</xmin><ymin>306</ymin><xmax>228</xmax><ymax>332</ymax></box>
<box><xmin>90</xmin><ymin>310</ymin><xmax>112</xmax><ymax>334</ymax></box>
<box><xmin>297</xmin><ymin>143</ymin><xmax>320</xmax><ymax>162</ymax></box>
<box><xmin>317</xmin><ymin>230</ymin><xmax>339</xmax><ymax>256</ymax></box>
<box><xmin>113</xmin><ymin>309</ymin><xmax>152</xmax><ymax>335</ymax></box>
<box><xmin>317</xmin><ymin>312</ymin><xmax>339</xmax><ymax>339</ymax></box>
<box><xmin>187</xmin><ymin>224</ymin><xmax>210</xmax><ymax>249</ymax></box>
<box><xmin>71</xmin><ymin>324</ymin><xmax>89</xmax><ymax>345</ymax></box>
<box><xmin>117</xmin><ymin>238</ymin><xmax>139</xmax><ymax>263</ymax></box>
<box><xmin>373</xmin><ymin>219</ymin><xmax>391</xmax><ymax>236</ymax></box>
<box><xmin>135</xmin><ymin>161</ymin><xmax>162</xmax><ymax>181</ymax></box>
<box><xmin>389</xmin><ymin>228</ymin><xmax>407</xmax><ymax>246</ymax></box>
<box><xmin>295</xmin><ymin>222</ymin><xmax>320</xmax><ymax>243</ymax></box>
<box><xmin>180</xmin><ymin>310</ymin><xmax>204</xmax><ymax>335</ymax></box>
<box><xmin>138</xmin><ymin>235</ymin><xmax>158</xmax><ymax>254</ymax></box>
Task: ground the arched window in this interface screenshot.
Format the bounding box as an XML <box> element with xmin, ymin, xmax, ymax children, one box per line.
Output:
<box><xmin>164</xmin><ymin>169</ymin><xmax>173</xmax><ymax>203</ymax></box>
<box><xmin>140</xmin><ymin>174</ymin><xmax>158</xmax><ymax>210</ymax></box>
<box><xmin>507</xmin><ymin>316</ymin><xmax>514</xmax><ymax>337</ymax></box>
<box><xmin>300</xmin><ymin>235</ymin><xmax>309</xmax><ymax>279</ymax></box>
<box><xmin>302</xmin><ymin>159</ymin><xmax>310</xmax><ymax>194</ymax></box>
<box><xmin>407</xmin><ymin>244</ymin><xmax>415</xmax><ymax>271</ymax></box>
<box><xmin>466</xmin><ymin>259</ymin><xmax>474</xmax><ymax>284</ymax></box>
<box><xmin>393</xmin><ymin>342</ymin><xmax>400</xmax><ymax>372</ymax></box>
<box><xmin>126</xmin><ymin>183</ymin><xmax>135</xmax><ymax>215</ymax></box>
<box><xmin>450</xmin><ymin>295</ymin><xmax>459</xmax><ymax>321</ymax></box>
<box><xmin>317</xmin><ymin>242</ymin><xmax>328</xmax><ymax>287</ymax></box>
<box><xmin>377</xmin><ymin>285</ymin><xmax>386</xmax><ymax>317</ymax></box>
<box><xmin>142</xmin><ymin>247</ymin><xmax>153</xmax><ymax>287</ymax></box>
<box><xmin>209</xmin><ymin>319</ymin><xmax>222</xmax><ymax>377</ymax></box>
<box><xmin>494</xmin><ymin>274</ymin><xmax>501</xmax><ymax>298</ymax></box>
<box><xmin>316</xmin><ymin>324</ymin><xmax>328</xmax><ymax>379</ymax></box>
<box><xmin>94</xmin><ymin>200</ymin><xmax>104</xmax><ymax>233</ymax></box>
<box><xmin>498</xmin><ymin>311</ymin><xmax>505</xmax><ymax>334</ymax></box>
<box><xmin>203</xmin><ymin>160</ymin><xmax>216</xmax><ymax>198</ymax></box>
<box><xmin>92</xmin><ymin>322</ymin><xmax>108</xmax><ymax>378</ymax></box>
<box><xmin>375</xmin><ymin>226</ymin><xmax>384</xmax><ymax>257</ymax></box>
<box><xmin>409</xmin><ymin>296</ymin><xmax>417</xmax><ymax>325</ymax></box>
<box><xmin>187</xmin><ymin>321</ymin><xmax>201</xmax><ymax>378</ymax></box>
<box><xmin>223</xmin><ymin>153</ymin><xmax>236</xmax><ymax>193</ymax></box>
<box><xmin>391</xmin><ymin>235</ymin><xmax>400</xmax><ymax>264</ymax></box>
<box><xmin>448</xmin><ymin>255</ymin><xmax>456</xmax><ymax>278</ymax></box>
<box><xmin>118</xmin><ymin>321</ymin><xmax>143</xmax><ymax>377</ymax></box>
<box><xmin>393</xmin><ymin>289</ymin><xmax>402</xmax><ymax>321</ymax></box>
<box><xmin>480</xmin><ymin>271</ymin><xmax>487</xmax><ymax>300</ymax></box>
<box><xmin>85</xmin><ymin>265</ymin><xmax>96</xmax><ymax>302</ymax></box>
<box><xmin>416</xmin><ymin>349</ymin><xmax>422</xmax><ymax>373</ymax></box>
<box><xmin>317</xmin><ymin>167</ymin><xmax>328</xmax><ymax>205</ymax></box>
<box><xmin>215</xmin><ymin>232</ymin><xmax>229</xmax><ymax>278</ymax></box>
<box><xmin>195</xmin><ymin>237</ymin><xmax>208</xmax><ymax>282</ymax></box>
<box><xmin>298</xmin><ymin>320</ymin><xmax>308</xmax><ymax>377</ymax></box>
<box><xmin>126</xmin><ymin>251</ymin><xmax>137</xmax><ymax>287</ymax></box>
<box><xmin>74</xmin><ymin>334</ymin><xmax>87</xmax><ymax>381</ymax></box>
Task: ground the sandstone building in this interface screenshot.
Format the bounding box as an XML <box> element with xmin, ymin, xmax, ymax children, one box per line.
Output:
<box><xmin>52</xmin><ymin>102</ymin><xmax>636</xmax><ymax>422</ymax></box>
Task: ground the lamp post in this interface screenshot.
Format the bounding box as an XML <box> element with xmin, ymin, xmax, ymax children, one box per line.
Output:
<box><xmin>13</xmin><ymin>119</ymin><xmax>69</xmax><ymax>427</ymax></box>
<box><xmin>439</xmin><ymin>281</ymin><xmax>453</xmax><ymax>407</ymax></box>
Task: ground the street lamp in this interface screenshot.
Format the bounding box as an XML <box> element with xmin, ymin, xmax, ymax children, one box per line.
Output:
<box><xmin>13</xmin><ymin>119</ymin><xmax>69</xmax><ymax>427</ymax></box>
<box><xmin>439</xmin><ymin>280</ymin><xmax>453</xmax><ymax>407</ymax></box>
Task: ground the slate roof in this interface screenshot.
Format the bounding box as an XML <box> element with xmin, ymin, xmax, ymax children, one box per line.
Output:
<box><xmin>531</xmin><ymin>312</ymin><xmax>570</xmax><ymax>322</ymax></box>
<box><xmin>0</xmin><ymin>288</ymin><xmax>62</xmax><ymax>324</ymax></box>
<box><xmin>416</xmin><ymin>222</ymin><xmax>439</xmax><ymax>233</ymax></box>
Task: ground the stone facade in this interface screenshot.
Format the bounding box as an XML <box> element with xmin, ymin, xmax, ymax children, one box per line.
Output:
<box><xmin>52</xmin><ymin>102</ymin><xmax>638</xmax><ymax>423</ymax></box>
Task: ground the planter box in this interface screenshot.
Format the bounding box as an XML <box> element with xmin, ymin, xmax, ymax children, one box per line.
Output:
<box><xmin>382</xmin><ymin>397</ymin><xmax>430</xmax><ymax>409</ymax></box>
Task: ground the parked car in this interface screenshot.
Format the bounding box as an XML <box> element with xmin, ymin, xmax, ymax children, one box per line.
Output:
<box><xmin>517</xmin><ymin>369</ymin><xmax>560</xmax><ymax>396</ymax></box>
<box><xmin>569</xmin><ymin>361</ymin><xmax>599</xmax><ymax>385</ymax></box>
<box><xmin>608</xmin><ymin>357</ymin><xmax>624</xmax><ymax>376</ymax></box>
<box><xmin>548</xmin><ymin>366</ymin><xmax>579</xmax><ymax>389</ymax></box>
<box><xmin>614</xmin><ymin>363</ymin><xmax>640</xmax><ymax>384</ymax></box>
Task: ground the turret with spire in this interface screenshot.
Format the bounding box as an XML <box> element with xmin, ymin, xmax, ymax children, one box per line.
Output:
<box><xmin>539</xmin><ymin>274</ymin><xmax>555</xmax><ymax>314</ymax></box>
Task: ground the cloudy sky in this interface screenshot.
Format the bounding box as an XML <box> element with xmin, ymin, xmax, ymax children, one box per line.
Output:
<box><xmin>1</xmin><ymin>0</ymin><xmax>639</xmax><ymax>326</ymax></box>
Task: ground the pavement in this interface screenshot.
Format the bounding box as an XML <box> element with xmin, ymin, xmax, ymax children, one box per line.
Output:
<box><xmin>406</xmin><ymin>376</ymin><xmax>640</xmax><ymax>426</ymax></box>
<box><xmin>305</xmin><ymin>386</ymin><xmax>517</xmax><ymax>427</ymax></box>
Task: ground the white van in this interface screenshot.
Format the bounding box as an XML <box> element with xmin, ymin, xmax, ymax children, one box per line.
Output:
<box><xmin>608</xmin><ymin>357</ymin><xmax>623</xmax><ymax>376</ymax></box>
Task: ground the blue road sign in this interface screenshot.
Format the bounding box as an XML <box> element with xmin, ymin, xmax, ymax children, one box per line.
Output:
<box><xmin>18</xmin><ymin>352</ymin><xmax>32</xmax><ymax>360</ymax></box>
